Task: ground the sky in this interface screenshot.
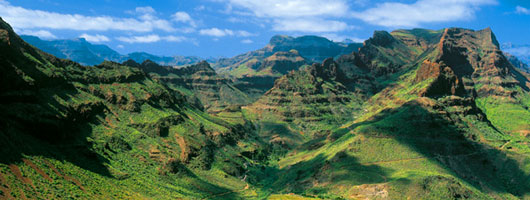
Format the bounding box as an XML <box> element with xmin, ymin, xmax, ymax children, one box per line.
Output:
<box><xmin>1</xmin><ymin>0</ymin><xmax>529</xmax><ymax>58</ymax></box>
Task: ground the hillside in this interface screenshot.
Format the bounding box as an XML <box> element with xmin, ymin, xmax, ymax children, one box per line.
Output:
<box><xmin>122</xmin><ymin>59</ymin><xmax>252</xmax><ymax>113</ymax></box>
<box><xmin>214</xmin><ymin>35</ymin><xmax>361</xmax><ymax>102</ymax></box>
<box><xmin>2</xmin><ymin>15</ymin><xmax>530</xmax><ymax>200</ymax></box>
<box><xmin>0</xmin><ymin>17</ymin><xmax>267</xmax><ymax>199</ymax></box>
<box><xmin>243</xmin><ymin>27</ymin><xmax>530</xmax><ymax>199</ymax></box>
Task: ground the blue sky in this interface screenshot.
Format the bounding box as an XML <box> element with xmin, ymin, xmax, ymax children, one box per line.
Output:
<box><xmin>1</xmin><ymin>0</ymin><xmax>529</xmax><ymax>58</ymax></box>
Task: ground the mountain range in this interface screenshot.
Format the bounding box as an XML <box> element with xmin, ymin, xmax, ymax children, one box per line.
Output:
<box><xmin>2</xmin><ymin>16</ymin><xmax>530</xmax><ymax>200</ymax></box>
<box><xmin>20</xmin><ymin>35</ymin><xmax>212</xmax><ymax>66</ymax></box>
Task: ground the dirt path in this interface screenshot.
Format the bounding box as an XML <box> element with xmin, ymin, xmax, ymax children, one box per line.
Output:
<box><xmin>8</xmin><ymin>164</ymin><xmax>34</xmax><ymax>190</ymax></box>
<box><xmin>42</xmin><ymin>160</ymin><xmax>85</xmax><ymax>192</ymax></box>
<box><xmin>0</xmin><ymin>172</ymin><xmax>13</xmax><ymax>199</ymax></box>
<box><xmin>8</xmin><ymin>164</ymin><xmax>33</xmax><ymax>199</ymax></box>
<box><xmin>22</xmin><ymin>159</ymin><xmax>52</xmax><ymax>182</ymax></box>
<box><xmin>175</xmin><ymin>135</ymin><xmax>188</xmax><ymax>161</ymax></box>
<box><xmin>499</xmin><ymin>141</ymin><xmax>511</xmax><ymax>150</ymax></box>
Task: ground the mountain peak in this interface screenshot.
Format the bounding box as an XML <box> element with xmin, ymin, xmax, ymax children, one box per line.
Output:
<box><xmin>366</xmin><ymin>31</ymin><xmax>395</xmax><ymax>47</ymax></box>
<box><xmin>269</xmin><ymin>35</ymin><xmax>293</xmax><ymax>46</ymax></box>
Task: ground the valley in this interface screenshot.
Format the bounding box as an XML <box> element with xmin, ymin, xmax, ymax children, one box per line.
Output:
<box><xmin>1</xmin><ymin>15</ymin><xmax>530</xmax><ymax>200</ymax></box>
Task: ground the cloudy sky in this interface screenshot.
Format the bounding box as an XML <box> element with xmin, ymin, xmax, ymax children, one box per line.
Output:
<box><xmin>1</xmin><ymin>0</ymin><xmax>529</xmax><ymax>58</ymax></box>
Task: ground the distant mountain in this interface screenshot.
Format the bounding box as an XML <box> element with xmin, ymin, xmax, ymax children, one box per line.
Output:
<box><xmin>214</xmin><ymin>35</ymin><xmax>362</xmax><ymax>76</ymax></box>
<box><xmin>214</xmin><ymin>35</ymin><xmax>362</xmax><ymax>101</ymax></box>
<box><xmin>4</xmin><ymin>14</ymin><xmax>530</xmax><ymax>199</ymax></box>
<box><xmin>21</xmin><ymin>35</ymin><xmax>122</xmax><ymax>66</ymax></box>
<box><xmin>505</xmin><ymin>52</ymin><xmax>530</xmax><ymax>73</ymax></box>
<box><xmin>20</xmin><ymin>35</ymin><xmax>211</xmax><ymax>66</ymax></box>
<box><xmin>502</xmin><ymin>43</ymin><xmax>530</xmax><ymax>68</ymax></box>
<box><xmin>1</xmin><ymin>17</ymin><xmax>264</xmax><ymax>199</ymax></box>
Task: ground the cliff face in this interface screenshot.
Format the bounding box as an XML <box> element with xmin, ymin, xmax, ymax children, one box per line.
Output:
<box><xmin>3</xmin><ymin>13</ymin><xmax>530</xmax><ymax>199</ymax></box>
<box><xmin>242</xmin><ymin>27</ymin><xmax>530</xmax><ymax>199</ymax></box>
<box><xmin>214</xmin><ymin>35</ymin><xmax>362</xmax><ymax>100</ymax></box>
<box><xmin>413</xmin><ymin>28</ymin><xmax>530</xmax><ymax>98</ymax></box>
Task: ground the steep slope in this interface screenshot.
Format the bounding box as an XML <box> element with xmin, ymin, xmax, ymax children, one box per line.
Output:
<box><xmin>505</xmin><ymin>52</ymin><xmax>530</xmax><ymax>73</ymax></box>
<box><xmin>245</xmin><ymin>28</ymin><xmax>530</xmax><ymax>199</ymax></box>
<box><xmin>20</xmin><ymin>35</ymin><xmax>209</xmax><ymax>66</ymax></box>
<box><xmin>215</xmin><ymin>35</ymin><xmax>362</xmax><ymax>101</ymax></box>
<box><xmin>0</xmin><ymin>18</ymin><xmax>266</xmax><ymax>199</ymax></box>
<box><xmin>244</xmin><ymin>57</ymin><xmax>373</xmax><ymax>138</ymax></box>
<box><xmin>123</xmin><ymin>59</ymin><xmax>252</xmax><ymax>113</ymax></box>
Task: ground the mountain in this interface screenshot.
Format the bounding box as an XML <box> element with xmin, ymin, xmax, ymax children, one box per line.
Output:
<box><xmin>0</xmin><ymin>17</ymin><xmax>266</xmax><ymax>199</ymax></box>
<box><xmin>3</xmin><ymin>15</ymin><xmax>530</xmax><ymax>200</ymax></box>
<box><xmin>215</xmin><ymin>35</ymin><xmax>362</xmax><ymax>102</ymax></box>
<box><xmin>215</xmin><ymin>35</ymin><xmax>362</xmax><ymax>75</ymax></box>
<box><xmin>502</xmin><ymin>43</ymin><xmax>530</xmax><ymax>65</ymax></box>
<box><xmin>243</xmin><ymin>27</ymin><xmax>530</xmax><ymax>199</ymax></box>
<box><xmin>122</xmin><ymin>59</ymin><xmax>252</xmax><ymax>113</ymax></box>
<box><xmin>505</xmin><ymin>52</ymin><xmax>530</xmax><ymax>73</ymax></box>
<box><xmin>21</xmin><ymin>35</ymin><xmax>123</xmax><ymax>66</ymax></box>
<box><xmin>20</xmin><ymin>35</ymin><xmax>210</xmax><ymax>66</ymax></box>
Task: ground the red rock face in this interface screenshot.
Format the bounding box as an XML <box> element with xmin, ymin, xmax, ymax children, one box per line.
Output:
<box><xmin>417</xmin><ymin>27</ymin><xmax>530</xmax><ymax>98</ymax></box>
<box><xmin>416</xmin><ymin>60</ymin><xmax>466</xmax><ymax>97</ymax></box>
<box><xmin>260</xmin><ymin>50</ymin><xmax>307</xmax><ymax>74</ymax></box>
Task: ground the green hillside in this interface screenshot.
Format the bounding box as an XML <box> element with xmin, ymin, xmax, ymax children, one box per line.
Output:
<box><xmin>1</xmin><ymin>16</ymin><xmax>530</xmax><ymax>200</ymax></box>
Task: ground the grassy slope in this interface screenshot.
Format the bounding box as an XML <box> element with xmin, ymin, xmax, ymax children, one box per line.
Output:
<box><xmin>243</xmin><ymin>29</ymin><xmax>530</xmax><ymax>199</ymax></box>
<box><xmin>2</xmin><ymin>17</ymin><xmax>530</xmax><ymax>200</ymax></box>
<box><xmin>0</xmin><ymin>19</ymin><xmax>268</xmax><ymax>199</ymax></box>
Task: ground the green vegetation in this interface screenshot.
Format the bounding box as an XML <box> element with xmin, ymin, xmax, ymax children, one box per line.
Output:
<box><xmin>1</xmin><ymin>18</ymin><xmax>530</xmax><ymax>200</ymax></box>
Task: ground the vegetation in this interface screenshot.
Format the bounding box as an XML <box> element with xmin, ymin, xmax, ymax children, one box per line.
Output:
<box><xmin>1</xmin><ymin>18</ymin><xmax>530</xmax><ymax>200</ymax></box>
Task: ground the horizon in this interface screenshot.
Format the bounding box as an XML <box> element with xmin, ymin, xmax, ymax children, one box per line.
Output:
<box><xmin>1</xmin><ymin>0</ymin><xmax>530</xmax><ymax>58</ymax></box>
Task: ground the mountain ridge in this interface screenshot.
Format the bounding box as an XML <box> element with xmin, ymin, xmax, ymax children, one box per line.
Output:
<box><xmin>2</xmin><ymin>15</ymin><xmax>530</xmax><ymax>199</ymax></box>
<box><xmin>20</xmin><ymin>35</ymin><xmax>213</xmax><ymax>66</ymax></box>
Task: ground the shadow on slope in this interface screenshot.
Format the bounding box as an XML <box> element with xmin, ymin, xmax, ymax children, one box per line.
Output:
<box><xmin>0</xmin><ymin>85</ymin><xmax>112</xmax><ymax>177</ymax></box>
<box><xmin>252</xmin><ymin>153</ymin><xmax>389</xmax><ymax>198</ymax></box>
<box><xmin>350</xmin><ymin>100</ymin><xmax>530</xmax><ymax>197</ymax></box>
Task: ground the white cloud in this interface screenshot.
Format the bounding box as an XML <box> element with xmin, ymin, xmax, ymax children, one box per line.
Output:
<box><xmin>117</xmin><ymin>35</ymin><xmax>161</xmax><ymax>43</ymax></box>
<box><xmin>117</xmin><ymin>35</ymin><xmax>188</xmax><ymax>43</ymax></box>
<box><xmin>117</xmin><ymin>45</ymin><xmax>124</xmax><ymax>49</ymax></box>
<box><xmin>164</xmin><ymin>35</ymin><xmax>187</xmax><ymax>42</ymax></box>
<box><xmin>200</xmin><ymin>28</ymin><xmax>232</xmax><ymax>37</ymax></box>
<box><xmin>273</xmin><ymin>18</ymin><xmax>350</xmax><ymax>32</ymax></box>
<box><xmin>18</xmin><ymin>29</ymin><xmax>56</xmax><ymax>39</ymax></box>
<box><xmin>516</xmin><ymin>6</ymin><xmax>530</xmax><ymax>15</ymax></box>
<box><xmin>199</xmin><ymin>28</ymin><xmax>253</xmax><ymax>37</ymax></box>
<box><xmin>79</xmin><ymin>33</ymin><xmax>110</xmax><ymax>42</ymax></box>
<box><xmin>135</xmin><ymin>6</ymin><xmax>156</xmax><ymax>14</ymax></box>
<box><xmin>241</xmin><ymin>39</ymin><xmax>253</xmax><ymax>44</ymax></box>
<box><xmin>221</xmin><ymin>0</ymin><xmax>351</xmax><ymax>33</ymax></box>
<box><xmin>172</xmin><ymin>12</ymin><xmax>192</xmax><ymax>22</ymax></box>
<box><xmin>0</xmin><ymin>1</ymin><xmax>174</xmax><ymax>32</ymax></box>
<box><xmin>352</xmin><ymin>0</ymin><xmax>497</xmax><ymax>27</ymax></box>
<box><xmin>172</xmin><ymin>11</ymin><xmax>197</xmax><ymax>28</ymax></box>
<box><xmin>504</xmin><ymin>46</ymin><xmax>530</xmax><ymax>57</ymax></box>
<box><xmin>236</xmin><ymin>30</ymin><xmax>254</xmax><ymax>37</ymax></box>
<box><xmin>226</xmin><ymin>0</ymin><xmax>349</xmax><ymax>18</ymax></box>
<box><xmin>321</xmin><ymin>33</ymin><xmax>365</xmax><ymax>43</ymax></box>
